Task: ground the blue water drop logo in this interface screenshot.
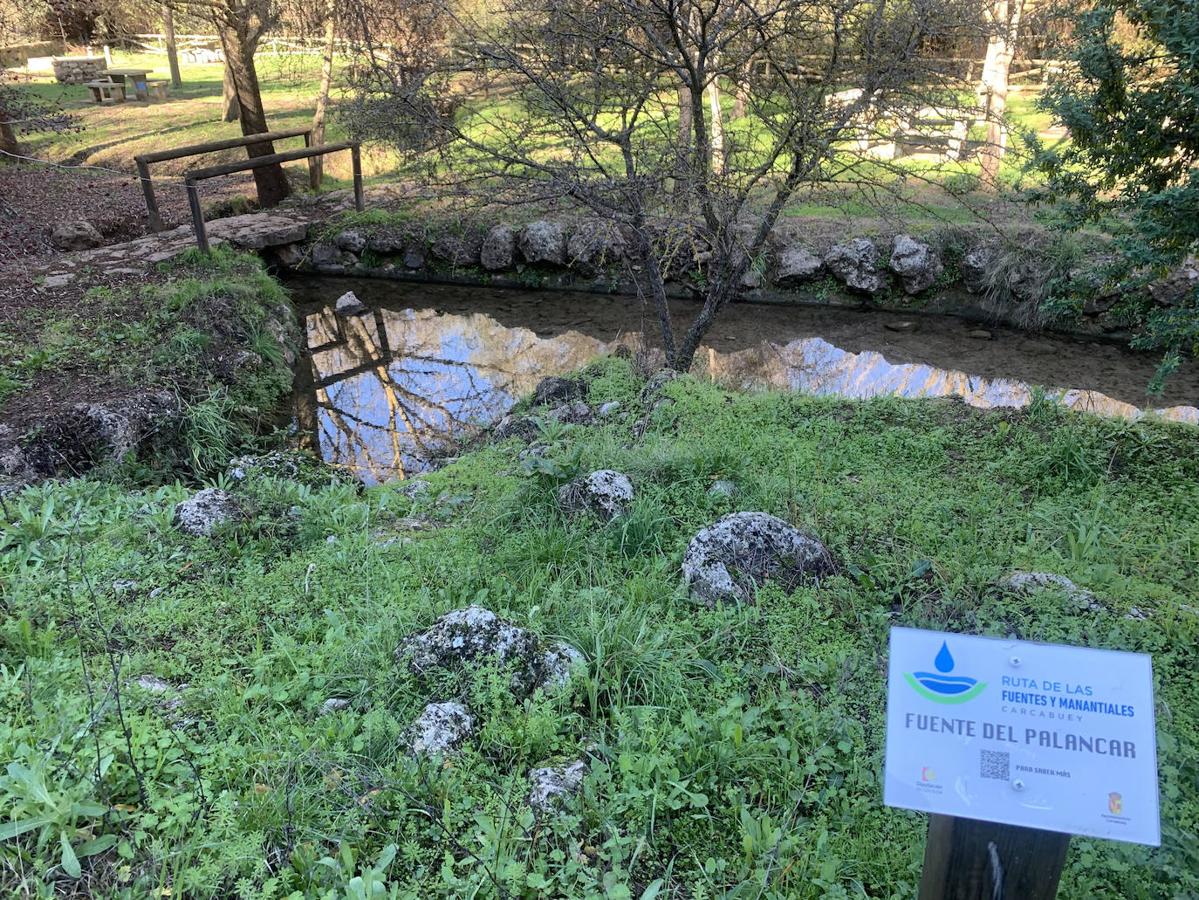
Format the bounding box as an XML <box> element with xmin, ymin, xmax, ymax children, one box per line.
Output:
<box><xmin>904</xmin><ymin>639</ymin><xmax>986</xmax><ymax>704</ymax></box>
<box><xmin>934</xmin><ymin>641</ymin><xmax>954</xmax><ymax>673</ymax></box>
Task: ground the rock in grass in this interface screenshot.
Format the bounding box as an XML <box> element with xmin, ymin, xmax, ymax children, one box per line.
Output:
<box><xmin>398</xmin><ymin>606</ymin><xmax>583</xmax><ymax>697</ymax></box>
<box><xmin>683</xmin><ymin>512</ymin><xmax>835</xmax><ymax>605</ymax></box>
<box><xmin>319</xmin><ymin>698</ymin><xmax>351</xmax><ymax>715</ymax></box>
<box><xmin>824</xmin><ymin>238</ymin><xmax>888</xmax><ymax>294</ymax></box>
<box><xmin>334</xmin><ymin>290</ymin><xmax>368</xmax><ymax>317</ymax></box>
<box><xmin>889</xmin><ymin>235</ymin><xmax>944</xmax><ymax>295</ymax></box>
<box><xmin>998</xmin><ymin>571</ymin><xmax>1100</xmax><ymax>611</ymax></box>
<box><xmin>558</xmin><ymin>470</ymin><xmax>634</xmax><ymax>520</ymax></box>
<box><xmin>407</xmin><ymin>702</ymin><xmax>475</xmax><ymax>758</ymax></box>
<box><xmin>173</xmin><ymin>488</ymin><xmax>241</xmax><ymax>537</ymax></box>
<box><xmin>529</xmin><ymin>760</ymin><xmax>588</xmax><ymax>812</ymax></box>
<box><xmin>533</xmin><ymin>376</ymin><xmax>588</xmax><ymax>407</ymax></box>
<box><xmin>707</xmin><ymin>479</ymin><xmax>738</xmax><ymax>499</ymax></box>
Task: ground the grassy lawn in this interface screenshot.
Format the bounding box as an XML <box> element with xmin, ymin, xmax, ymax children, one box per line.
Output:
<box><xmin>20</xmin><ymin>51</ymin><xmax>386</xmax><ymax>186</ymax></box>
<box><xmin>16</xmin><ymin>50</ymin><xmax>1055</xmax><ymax>222</ymax></box>
<box><xmin>1</xmin><ymin>345</ymin><xmax>1196</xmax><ymax>896</ymax></box>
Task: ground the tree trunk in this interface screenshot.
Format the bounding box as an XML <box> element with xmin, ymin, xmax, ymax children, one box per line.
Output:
<box><xmin>163</xmin><ymin>6</ymin><xmax>183</xmax><ymax>88</ymax></box>
<box><xmin>310</xmin><ymin>0</ymin><xmax>337</xmax><ymax>189</ymax></box>
<box><xmin>673</xmin><ymin>85</ymin><xmax>692</xmax><ymax>197</ymax></box>
<box><xmin>979</xmin><ymin>0</ymin><xmax>1023</xmax><ymax>188</ymax></box>
<box><xmin>732</xmin><ymin>63</ymin><xmax>749</xmax><ymax>119</ymax></box>
<box><xmin>0</xmin><ymin>119</ymin><xmax>19</xmax><ymax>158</ymax></box>
<box><xmin>222</xmin><ymin>61</ymin><xmax>240</xmax><ymax>122</ymax></box>
<box><xmin>706</xmin><ymin>78</ymin><xmax>725</xmax><ymax>174</ymax></box>
<box><xmin>220</xmin><ymin>27</ymin><xmax>290</xmax><ymax>207</ymax></box>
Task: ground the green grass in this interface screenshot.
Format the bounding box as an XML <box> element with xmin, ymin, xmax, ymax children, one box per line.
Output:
<box><xmin>2</xmin><ymin>357</ymin><xmax>1196</xmax><ymax>897</ymax></box>
<box><xmin>17</xmin><ymin>49</ymin><xmax>1054</xmax><ymax>215</ymax></box>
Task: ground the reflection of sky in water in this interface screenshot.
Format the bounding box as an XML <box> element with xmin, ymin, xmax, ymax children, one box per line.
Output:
<box><xmin>303</xmin><ymin>307</ymin><xmax>606</xmax><ymax>483</ymax></box>
<box><xmin>300</xmin><ymin>304</ymin><xmax>1199</xmax><ymax>484</ymax></box>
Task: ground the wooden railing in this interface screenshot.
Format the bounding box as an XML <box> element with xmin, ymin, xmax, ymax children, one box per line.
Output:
<box><xmin>183</xmin><ymin>141</ymin><xmax>363</xmax><ymax>252</ymax></box>
<box><xmin>134</xmin><ymin>127</ymin><xmax>313</xmax><ymax>231</ymax></box>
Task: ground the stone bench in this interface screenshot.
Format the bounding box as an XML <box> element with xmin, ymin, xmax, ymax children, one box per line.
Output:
<box><xmin>84</xmin><ymin>80</ymin><xmax>126</xmax><ymax>104</ymax></box>
<box><xmin>146</xmin><ymin>79</ymin><xmax>170</xmax><ymax>101</ymax></box>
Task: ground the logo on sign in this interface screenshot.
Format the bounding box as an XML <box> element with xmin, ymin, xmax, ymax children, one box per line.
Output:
<box><xmin>1109</xmin><ymin>792</ymin><xmax>1123</xmax><ymax>815</ymax></box>
<box><xmin>904</xmin><ymin>641</ymin><xmax>986</xmax><ymax>704</ymax></box>
<box><xmin>921</xmin><ymin>767</ymin><xmax>936</xmax><ymax>782</ymax></box>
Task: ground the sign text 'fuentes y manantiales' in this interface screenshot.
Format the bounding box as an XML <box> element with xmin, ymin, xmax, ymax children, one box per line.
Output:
<box><xmin>884</xmin><ymin>627</ymin><xmax>1161</xmax><ymax>846</ymax></box>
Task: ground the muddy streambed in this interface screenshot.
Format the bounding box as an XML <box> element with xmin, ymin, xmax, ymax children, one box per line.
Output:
<box><xmin>287</xmin><ymin>278</ymin><xmax>1199</xmax><ymax>483</ymax></box>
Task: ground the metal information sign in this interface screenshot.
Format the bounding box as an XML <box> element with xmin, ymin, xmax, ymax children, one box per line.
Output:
<box><xmin>884</xmin><ymin>627</ymin><xmax>1160</xmax><ymax>846</ymax></box>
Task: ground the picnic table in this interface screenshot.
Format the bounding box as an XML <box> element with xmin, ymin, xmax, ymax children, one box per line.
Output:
<box><xmin>101</xmin><ymin>68</ymin><xmax>153</xmax><ymax>101</ymax></box>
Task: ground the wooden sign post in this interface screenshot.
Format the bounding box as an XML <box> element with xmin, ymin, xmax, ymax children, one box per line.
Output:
<box><xmin>919</xmin><ymin>815</ymin><xmax>1069</xmax><ymax>900</ymax></box>
<box><xmin>884</xmin><ymin>627</ymin><xmax>1160</xmax><ymax>899</ymax></box>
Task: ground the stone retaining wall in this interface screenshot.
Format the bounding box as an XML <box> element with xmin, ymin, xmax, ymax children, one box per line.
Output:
<box><xmin>264</xmin><ymin>214</ymin><xmax>1141</xmax><ymax>339</ymax></box>
<box><xmin>51</xmin><ymin>56</ymin><xmax>105</xmax><ymax>84</ymax></box>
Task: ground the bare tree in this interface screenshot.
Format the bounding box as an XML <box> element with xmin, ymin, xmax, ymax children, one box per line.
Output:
<box><xmin>350</xmin><ymin>0</ymin><xmax>983</xmax><ymax>370</ymax></box>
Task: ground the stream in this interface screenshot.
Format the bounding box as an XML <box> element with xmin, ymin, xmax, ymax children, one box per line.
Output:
<box><xmin>287</xmin><ymin>278</ymin><xmax>1199</xmax><ymax>483</ymax></box>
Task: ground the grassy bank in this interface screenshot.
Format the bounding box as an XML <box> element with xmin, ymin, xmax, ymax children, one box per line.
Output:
<box><xmin>0</xmin><ymin>249</ymin><xmax>296</xmax><ymax>486</ymax></box>
<box><xmin>2</xmin><ymin>357</ymin><xmax>1196</xmax><ymax>897</ymax></box>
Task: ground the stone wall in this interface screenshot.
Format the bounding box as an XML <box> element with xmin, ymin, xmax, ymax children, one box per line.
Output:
<box><xmin>51</xmin><ymin>56</ymin><xmax>105</xmax><ymax>84</ymax></box>
<box><xmin>267</xmin><ymin>215</ymin><xmax>1129</xmax><ymax>337</ymax></box>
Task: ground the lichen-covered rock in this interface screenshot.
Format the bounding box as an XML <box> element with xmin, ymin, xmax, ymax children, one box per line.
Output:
<box><xmin>431</xmin><ymin>231</ymin><xmax>483</xmax><ymax>267</ymax></box>
<box><xmin>319</xmin><ymin>698</ymin><xmax>351</xmax><ymax>715</ymax></box>
<box><xmin>402</xmin><ymin>244</ymin><xmax>427</xmax><ymax>269</ymax></box>
<box><xmin>889</xmin><ymin>235</ymin><xmax>944</xmax><ymax>295</ymax></box>
<box><xmin>407</xmin><ymin>702</ymin><xmax>474</xmax><ymax>757</ymax></box>
<box><xmin>825</xmin><ymin>238</ymin><xmax>887</xmax><ymax>294</ymax></box>
<box><xmin>529</xmin><ymin>760</ymin><xmax>588</xmax><ymax>812</ymax></box>
<box><xmin>334</xmin><ymin>290</ymin><xmax>367</xmax><ymax>316</ymax></box>
<box><xmin>493</xmin><ymin>414</ymin><xmax>540</xmax><ymax>442</ymax></box>
<box><xmin>558</xmin><ymin>470</ymin><xmax>634</xmax><ymax>520</ymax></box>
<box><xmin>548</xmin><ymin>402</ymin><xmax>594</xmax><ymax>425</ymax></box>
<box><xmin>334</xmin><ymin>229</ymin><xmax>367</xmax><ymax>254</ymax></box>
<box><xmin>567</xmin><ymin>220</ymin><xmax>626</xmax><ymax>273</ymax></box>
<box><xmin>519</xmin><ymin>221</ymin><xmax>567</xmax><ymax>266</ymax></box>
<box><xmin>50</xmin><ymin>220</ymin><xmax>103</xmax><ymax>251</ymax></box>
<box><xmin>480</xmin><ymin>224</ymin><xmax>517</xmax><ymax>271</ymax></box>
<box><xmin>396</xmin><ymin>477</ymin><xmax>432</xmax><ymax>499</ymax></box>
<box><xmin>683</xmin><ymin>512</ymin><xmax>834</xmax><ymax>604</ymax></box>
<box><xmin>998</xmin><ymin>571</ymin><xmax>1100</xmax><ymax>611</ymax></box>
<box><xmin>397</xmin><ymin>606</ymin><xmax>583</xmax><ymax>696</ymax></box>
<box><xmin>366</xmin><ymin>228</ymin><xmax>409</xmax><ymax>254</ymax></box>
<box><xmin>173</xmin><ymin>488</ymin><xmax>241</xmax><ymax>537</ymax></box>
<box><xmin>775</xmin><ymin>245</ymin><xmax>824</xmax><ymax>285</ymax></box>
<box><xmin>597</xmin><ymin>401</ymin><xmax>622</xmax><ymax>418</ymax></box>
<box><xmin>961</xmin><ymin>247</ymin><xmax>992</xmax><ymax>293</ymax></box>
<box><xmin>12</xmin><ymin>391</ymin><xmax>180</xmax><ymax>481</ymax></box>
<box><xmin>227</xmin><ymin>449</ymin><xmax>334</xmax><ymax>487</ymax></box>
<box><xmin>534</xmin><ymin>376</ymin><xmax>588</xmax><ymax>407</ymax></box>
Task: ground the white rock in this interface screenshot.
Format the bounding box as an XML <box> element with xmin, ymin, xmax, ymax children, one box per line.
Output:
<box><xmin>408</xmin><ymin>701</ymin><xmax>474</xmax><ymax>757</ymax></box>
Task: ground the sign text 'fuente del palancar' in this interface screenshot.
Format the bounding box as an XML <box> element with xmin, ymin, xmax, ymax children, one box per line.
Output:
<box><xmin>884</xmin><ymin>627</ymin><xmax>1160</xmax><ymax>845</ymax></box>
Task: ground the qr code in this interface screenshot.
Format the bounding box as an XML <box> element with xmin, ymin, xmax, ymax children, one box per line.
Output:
<box><xmin>980</xmin><ymin>750</ymin><xmax>1010</xmax><ymax>780</ymax></box>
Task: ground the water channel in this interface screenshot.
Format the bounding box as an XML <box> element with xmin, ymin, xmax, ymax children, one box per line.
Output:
<box><xmin>288</xmin><ymin>278</ymin><xmax>1199</xmax><ymax>483</ymax></box>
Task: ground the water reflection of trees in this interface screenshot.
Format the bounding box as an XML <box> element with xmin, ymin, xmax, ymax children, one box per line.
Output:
<box><xmin>296</xmin><ymin>304</ymin><xmax>608</xmax><ymax>483</ymax></box>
